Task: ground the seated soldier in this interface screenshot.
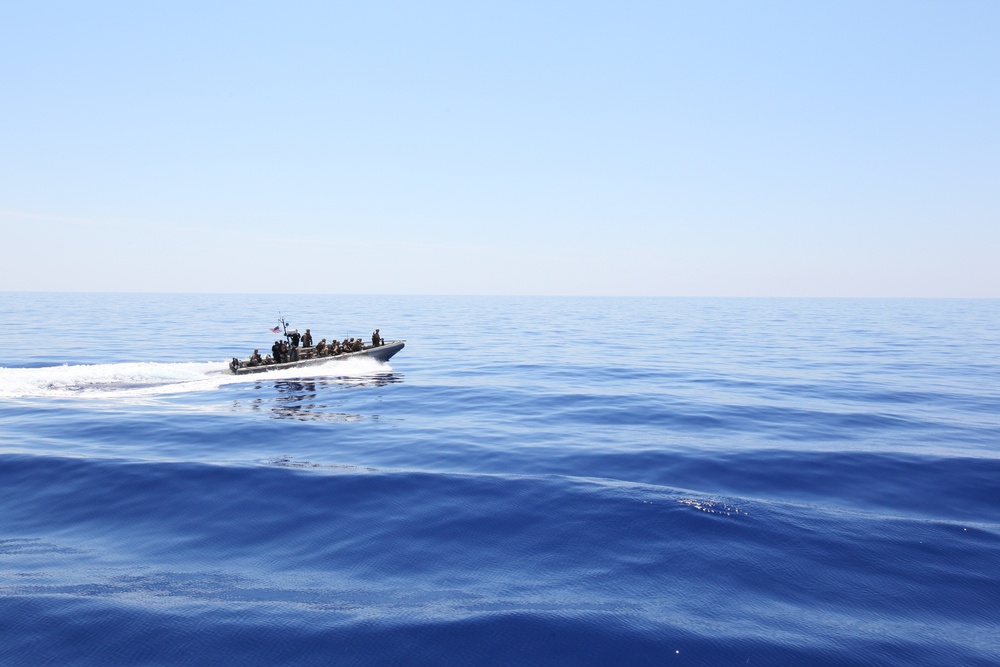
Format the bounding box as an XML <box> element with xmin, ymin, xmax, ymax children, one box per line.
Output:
<box><xmin>316</xmin><ymin>338</ymin><xmax>326</xmax><ymax>355</ymax></box>
<box><xmin>249</xmin><ymin>349</ymin><xmax>262</xmax><ymax>366</ymax></box>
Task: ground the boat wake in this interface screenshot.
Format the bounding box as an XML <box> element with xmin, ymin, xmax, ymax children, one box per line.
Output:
<box><xmin>0</xmin><ymin>356</ymin><xmax>393</xmax><ymax>399</ymax></box>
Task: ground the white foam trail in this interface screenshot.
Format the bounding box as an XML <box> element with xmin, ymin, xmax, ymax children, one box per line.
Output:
<box><xmin>0</xmin><ymin>356</ymin><xmax>392</xmax><ymax>399</ymax></box>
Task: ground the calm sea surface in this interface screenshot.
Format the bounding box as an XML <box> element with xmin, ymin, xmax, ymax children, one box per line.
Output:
<box><xmin>1</xmin><ymin>293</ymin><xmax>998</xmax><ymax>665</ymax></box>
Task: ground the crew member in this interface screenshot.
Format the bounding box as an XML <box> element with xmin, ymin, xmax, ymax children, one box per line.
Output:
<box><xmin>372</xmin><ymin>329</ymin><xmax>381</xmax><ymax>347</ymax></box>
<box><xmin>302</xmin><ymin>329</ymin><xmax>313</xmax><ymax>347</ymax></box>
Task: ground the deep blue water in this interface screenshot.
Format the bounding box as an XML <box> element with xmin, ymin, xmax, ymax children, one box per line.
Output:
<box><xmin>1</xmin><ymin>293</ymin><xmax>998</xmax><ymax>666</ymax></box>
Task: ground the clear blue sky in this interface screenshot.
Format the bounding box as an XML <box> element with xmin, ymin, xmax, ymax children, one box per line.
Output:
<box><xmin>2</xmin><ymin>1</ymin><xmax>998</xmax><ymax>296</ymax></box>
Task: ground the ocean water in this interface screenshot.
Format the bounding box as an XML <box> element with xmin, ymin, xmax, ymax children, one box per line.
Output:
<box><xmin>1</xmin><ymin>293</ymin><xmax>998</xmax><ymax>666</ymax></box>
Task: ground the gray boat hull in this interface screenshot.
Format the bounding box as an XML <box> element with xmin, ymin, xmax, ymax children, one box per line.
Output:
<box><xmin>230</xmin><ymin>341</ymin><xmax>404</xmax><ymax>375</ymax></box>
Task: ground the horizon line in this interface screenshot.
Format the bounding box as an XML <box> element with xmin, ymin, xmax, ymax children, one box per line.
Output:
<box><xmin>2</xmin><ymin>290</ymin><xmax>997</xmax><ymax>300</ymax></box>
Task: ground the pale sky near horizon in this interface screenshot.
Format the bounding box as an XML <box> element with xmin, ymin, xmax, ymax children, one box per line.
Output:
<box><xmin>2</xmin><ymin>2</ymin><xmax>998</xmax><ymax>296</ymax></box>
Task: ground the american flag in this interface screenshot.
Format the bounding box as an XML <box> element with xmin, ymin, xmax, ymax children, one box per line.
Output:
<box><xmin>270</xmin><ymin>325</ymin><xmax>281</xmax><ymax>334</ymax></box>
